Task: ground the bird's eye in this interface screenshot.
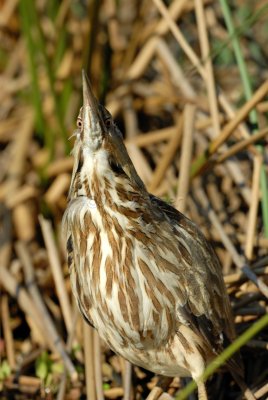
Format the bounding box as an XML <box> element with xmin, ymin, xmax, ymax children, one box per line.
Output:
<box><xmin>77</xmin><ymin>118</ymin><xmax>83</xmax><ymax>129</ymax></box>
<box><xmin>104</xmin><ymin>117</ymin><xmax>112</xmax><ymax>128</ymax></box>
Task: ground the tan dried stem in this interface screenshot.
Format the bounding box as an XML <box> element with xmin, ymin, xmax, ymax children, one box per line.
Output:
<box><xmin>176</xmin><ymin>104</ymin><xmax>196</xmax><ymax>213</ymax></box>
<box><xmin>194</xmin><ymin>0</ymin><xmax>221</xmax><ymax>137</ymax></box>
<box><xmin>83</xmin><ymin>322</ymin><xmax>97</xmax><ymax>400</ymax></box>
<box><xmin>39</xmin><ymin>215</ymin><xmax>73</xmax><ymax>334</ymax></box>
<box><xmin>149</xmin><ymin>116</ymin><xmax>183</xmax><ymax>192</ymax></box>
<box><xmin>245</xmin><ymin>155</ymin><xmax>262</xmax><ymax>260</ymax></box>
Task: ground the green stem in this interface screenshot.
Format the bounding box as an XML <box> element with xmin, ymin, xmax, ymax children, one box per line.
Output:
<box><xmin>19</xmin><ymin>1</ymin><xmax>45</xmax><ymax>136</ymax></box>
<box><xmin>29</xmin><ymin>1</ymin><xmax>70</xmax><ymax>153</ymax></box>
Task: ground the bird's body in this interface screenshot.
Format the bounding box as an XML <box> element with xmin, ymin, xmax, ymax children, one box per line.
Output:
<box><xmin>62</xmin><ymin>72</ymin><xmax>245</xmax><ymax>399</ymax></box>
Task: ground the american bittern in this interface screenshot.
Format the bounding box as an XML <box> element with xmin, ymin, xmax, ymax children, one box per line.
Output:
<box><xmin>62</xmin><ymin>72</ymin><xmax>253</xmax><ymax>400</ymax></box>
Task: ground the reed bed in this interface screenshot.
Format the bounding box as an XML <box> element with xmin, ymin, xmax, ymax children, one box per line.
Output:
<box><xmin>0</xmin><ymin>0</ymin><xmax>268</xmax><ymax>399</ymax></box>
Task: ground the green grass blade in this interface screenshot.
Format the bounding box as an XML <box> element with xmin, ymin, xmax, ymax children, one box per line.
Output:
<box><xmin>19</xmin><ymin>1</ymin><xmax>45</xmax><ymax>135</ymax></box>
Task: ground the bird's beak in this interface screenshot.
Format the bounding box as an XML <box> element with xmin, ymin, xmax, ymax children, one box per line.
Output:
<box><xmin>81</xmin><ymin>70</ymin><xmax>103</xmax><ymax>151</ymax></box>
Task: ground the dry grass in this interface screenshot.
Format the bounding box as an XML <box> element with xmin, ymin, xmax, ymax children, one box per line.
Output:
<box><xmin>0</xmin><ymin>0</ymin><xmax>268</xmax><ymax>399</ymax></box>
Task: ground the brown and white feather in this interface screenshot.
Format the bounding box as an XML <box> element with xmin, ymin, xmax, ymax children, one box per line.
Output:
<box><xmin>62</xmin><ymin>72</ymin><xmax>243</xmax><ymax>387</ymax></box>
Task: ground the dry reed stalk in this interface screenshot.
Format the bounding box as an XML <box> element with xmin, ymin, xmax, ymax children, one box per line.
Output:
<box><xmin>44</xmin><ymin>173</ymin><xmax>71</xmax><ymax>205</ymax></box>
<box><xmin>17</xmin><ymin>375</ymin><xmax>41</xmax><ymax>387</ymax></box>
<box><xmin>104</xmin><ymin>387</ymin><xmax>125</xmax><ymax>399</ymax></box>
<box><xmin>195</xmin><ymin>114</ymin><xmax>224</xmax><ymax>131</ymax></box>
<box><xmin>123</xmin><ymin>96</ymin><xmax>152</xmax><ymax>184</ymax></box>
<box><xmin>0</xmin><ymin>0</ymin><xmax>19</xmax><ymax>26</ymax></box>
<box><xmin>4</xmin><ymin>109</ymin><xmax>34</xmax><ymax>197</ymax></box>
<box><xmin>0</xmin><ymin>211</ymin><xmax>49</xmax><ymax>348</ymax></box>
<box><xmin>155</xmin><ymin>38</ymin><xmax>195</xmax><ymax>98</ymax></box>
<box><xmin>0</xmin><ymin>107</ymin><xmax>24</xmax><ymax>130</ymax></box>
<box><xmin>158</xmin><ymin>394</ymin><xmax>174</xmax><ymax>400</ymax></box>
<box><xmin>57</xmin><ymin>307</ymin><xmax>80</xmax><ymax>400</ymax></box>
<box><xmin>210</xmin><ymin>80</ymin><xmax>268</xmax><ymax>154</ymax></box>
<box><xmin>16</xmin><ymin>241</ymin><xmax>77</xmax><ymax>380</ymax></box>
<box><xmin>153</xmin><ymin>34</ymin><xmax>253</xmax><ymax>211</ymax></box>
<box><xmin>206</xmin><ymin>182</ymin><xmax>224</xmax><ymax>215</ymax></box>
<box><xmin>1</xmin><ymin>295</ymin><xmax>16</xmax><ymax>369</ymax></box>
<box><xmin>146</xmin><ymin>386</ymin><xmax>164</xmax><ymax>400</ymax></box>
<box><xmin>233</xmin><ymin>293</ymin><xmax>261</xmax><ymax>310</ymax></box>
<box><xmin>106</xmin><ymin>84</ymin><xmax>131</xmax><ymax>117</ymax></box>
<box><xmin>46</xmin><ymin>157</ymin><xmax>73</xmax><ymax>177</ymax></box>
<box><xmin>153</xmin><ymin>35</ymin><xmax>256</xmax><ymax>211</ymax></box>
<box><xmin>39</xmin><ymin>216</ymin><xmax>73</xmax><ymax>333</ymax></box>
<box><xmin>217</xmin><ymin>127</ymin><xmax>268</xmax><ymax>163</ymax></box>
<box><xmin>123</xmin><ymin>361</ymin><xmax>132</xmax><ymax>400</ymax></box>
<box><xmin>0</xmin><ymin>265</ymin><xmax>50</xmax><ymax>348</ymax></box>
<box><xmin>6</xmin><ymin>185</ymin><xmax>38</xmax><ymax>209</ymax></box>
<box><xmin>194</xmin><ymin>0</ymin><xmax>221</xmax><ymax>137</ymax></box>
<box><xmin>196</xmin><ymin>123</ymin><xmax>252</xmax><ymax>206</ymax></box>
<box><xmin>237</xmin><ymin>234</ymin><xmax>268</xmax><ymax>249</ymax></box>
<box><xmin>245</xmin><ymin>155</ymin><xmax>262</xmax><ymax>260</ymax></box>
<box><xmin>218</xmin><ymin>92</ymin><xmax>250</xmax><ymax>139</ymax></box>
<box><xmin>126</xmin><ymin>143</ymin><xmax>153</xmax><ymax>185</ymax></box>
<box><xmin>254</xmin><ymin>383</ymin><xmax>268</xmax><ymax>399</ymax></box>
<box><xmin>156</xmin><ymin>0</ymin><xmax>189</xmax><ymax>35</ymax></box>
<box><xmin>257</xmin><ymin>101</ymin><xmax>268</xmax><ymax>113</ymax></box>
<box><xmin>222</xmin><ymin>160</ymin><xmax>251</xmax><ymax>206</ymax></box>
<box><xmin>149</xmin><ymin>116</ymin><xmax>183</xmax><ymax>192</ymax></box>
<box><xmin>127</xmin><ymin>37</ymin><xmax>158</xmax><ymax>81</ymax></box>
<box><xmin>224</xmin><ymin>267</ymin><xmax>268</xmax><ymax>286</ymax></box>
<box><xmin>1</xmin><ymin>75</ymin><xmax>29</xmax><ymax>96</ymax></box>
<box><xmin>83</xmin><ymin>322</ymin><xmax>96</xmax><ymax>400</ymax></box>
<box><xmin>4</xmin><ymin>39</ymin><xmax>24</xmax><ymax>77</ymax></box>
<box><xmin>176</xmin><ymin>104</ymin><xmax>196</xmax><ymax>213</ymax></box>
<box><xmin>13</xmin><ymin>203</ymin><xmax>35</xmax><ymax>242</ymax></box>
<box><xmin>195</xmin><ymin>186</ymin><xmax>268</xmax><ymax>299</ymax></box>
<box><xmin>151</xmin><ymin>181</ymin><xmax>172</xmax><ymax>198</ymax></box>
<box><xmin>105</xmin><ymin>0</ymin><xmax>126</xmax><ymax>51</ymax></box>
<box><xmin>126</xmin><ymin>127</ymin><xmax>177</xmax><ymax>147</ymax></box>
<box><xmin>152</xmin><ymin>0</ymin><xmax>206</xmax><ymax>80</ymax></box>
<box><xmin>57</xmin><ymin>51</ymin><xmax>73</xmax><ymax>80</ymax></box>
<box><xmin>94</xmin><ymin>330</ymin><xmax>105</xmax><ymax>400</ymax></box>
<box><xmin>248</xmin><ymin>340</ymin><xmax>268</xmax><ymax>350</ymax></box>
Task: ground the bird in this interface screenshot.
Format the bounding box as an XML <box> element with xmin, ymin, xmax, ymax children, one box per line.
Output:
<box><xmin>62</xmin><ymin>71</ymin><xmax>253</xmax><ymax>400</ymax></box>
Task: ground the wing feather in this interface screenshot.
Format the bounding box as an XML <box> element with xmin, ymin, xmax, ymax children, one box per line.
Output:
<box><xmin>150</xmin><ymin>195</ymin><xmax>243</xmax><ymax>375</ymax></box>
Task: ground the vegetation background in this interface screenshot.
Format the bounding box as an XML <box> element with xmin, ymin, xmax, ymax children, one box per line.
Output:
<box><xmin>0</xmin><ymin>0</ymin><xmax>268</xmax><ymax>399</ymax></box>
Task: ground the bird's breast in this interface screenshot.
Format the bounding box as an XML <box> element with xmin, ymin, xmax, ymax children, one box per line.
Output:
<box><xmin>64</xmin><ymin>197</ymin><xmax>177</xmax><ymax>350</ymax></box>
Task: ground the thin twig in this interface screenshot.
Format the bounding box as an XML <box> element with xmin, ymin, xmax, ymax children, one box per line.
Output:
<box><xmin>16</xmin><ymin>241</ymin><xmax>77</xmax><ymax>381</ymax></box>
<box><xmin>94</xmin><ymin>330</ymin><xmax>104</xmax><ymax>400</ymax></box>
<box><xmin>1</xmin><ymin>295</ymin><xmax>16</xmax><ymax>369</ymax></box>
<box><xmin>195</xmin><ymin>0</ymin><xmax>221</xmax><ymax>137</ymax></box>
<box><xmin>123</xmin><ymin>361</ymin><xmax>132</xmax><ymax>400</ymax></box>
<box><xmin>176</xmin><ymin>104</ymin><xmax>196</xmax><ymax>213</ymax></box>
<box><xmin>196</xmin><ymin>187</ymin><xmax>268</xmax><ymax>299</ymax></box>
<box><xmin>39</xmin><ymin>215</ymin><xmax>73</xmax><ymax>334</ymax></box>
<box><xmin>83</xmin><ymin>322</ymin><xmax>96</xmax><ymax>400</ymax></box>
<box><xmin>152</xmin><ymin>0</ymin><xmax>206</xmax><ymax>80</ymax></box>
<box><xmin>245</xmin><ymin>155</ymin><xmax>262</xmax><ymax>260</ymax></box>
<box><xmin>217</xmin><ymin>127</ymin><xmax>268</xmax><ymax>163</ymax></box>
<box><xmin>149</xmin><ymin>117</ymin><xmax>183</xmax><ymax>192</ymax></box>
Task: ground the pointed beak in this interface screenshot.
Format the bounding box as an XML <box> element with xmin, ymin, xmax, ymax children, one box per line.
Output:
<box><xmin>81</xmin><ymin>70</ymin><xmax>103</xmax><ymax>150</ymax></box>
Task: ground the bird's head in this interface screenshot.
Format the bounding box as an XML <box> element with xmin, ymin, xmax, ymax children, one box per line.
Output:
<box><xmin>69</xmin><ymin>71</ymin><xmax>146</xmax><ymax>199</ymax></box>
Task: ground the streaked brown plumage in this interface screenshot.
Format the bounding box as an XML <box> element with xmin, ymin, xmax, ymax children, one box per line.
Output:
<box><xmin>62</xmin><ymin>72</ymin><xmax>249</xmax><ymax>399</ymax></box>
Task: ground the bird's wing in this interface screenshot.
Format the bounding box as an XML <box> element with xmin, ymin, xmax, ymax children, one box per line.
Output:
<box><xmin>150</xmin><ymin>195</ymin><xmax>243</xmax><ymax>375</ymax></box>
